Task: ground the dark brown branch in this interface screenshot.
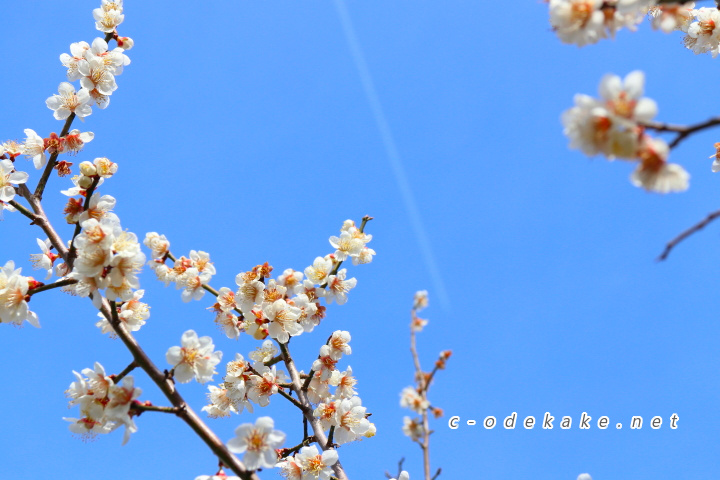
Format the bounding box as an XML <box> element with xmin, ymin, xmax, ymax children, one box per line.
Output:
<box><xmin>28</xmin><ymin>278</ymin><xmax>77</xmax><ymax>296</ymax></box>
<box><xmin>641</xmin><ymin>116</ymin><xmax>720</xmax><ymax>149</ymax></box>
<box><xmin>657</xmin><ymin>208</ymin><xmax>720</xmax><ymax>261</ymax></box>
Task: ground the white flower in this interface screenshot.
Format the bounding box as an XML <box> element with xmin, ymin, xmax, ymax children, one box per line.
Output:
<box><xmin>649</xmin><ymin>3</ymin><xmax>695</xmax><ymax>33</ymax></box>
<box><xmin>400</xmin><ymin>386</ymin><xmax>429</xmax><ymax>414</ymax></box>
<box><xmin>79</xmin><ymin>57</ymin><xmax>118</xmax><ymax>96</ymax></box>
<box><xmin>351</xmin><ymin>246</ymin><xmax>375</xmax><ymax>265</ymax></box>
<box><xmin>46</xmin><ymin>82</ymin><xmax>92</xmax><ymax>120</ymax></box>
<box><xmin>60</xmin><ymin>41</ymin><xmax>90</xmax><ymax>81</ymax></box>
<box><xmin>247</xmin><ymin>364</ymin><xmax>284</xmax><ymax>407</ymax></box>
<box><xmin>177</xmin><ymin>267</ymin><xmax>211</xmax><ymax>302</ymax></box>
<box><xmin>630</xmin><ymin>137</ymin><xmax>689</xmax><ymax>193</ymax></box>
<box><xmin>402</xmin><ymin>416</ymin><xmax>424</xmax><ymax>442</ymax></box>
<box><xmin>549</xmin><ymin>0</ymin><xmax>606</xmax><ymax>46</ymax></box>
<box><xmin>265</xmin><ymin>298</ymin><xmax>302</xmax><ymax>343</ymax></box>
<box><xmin>226</xmin><ymin>417</ymin><xmax>285</xmax><ymax>470</ymax></box>
<box><xmin>105</xmin><ymin>376</ymin><xmax>141</xmax><ymax>445</ymax></box>
<box><xmin>304</xmin><ymin>256</ymin><xmax>333</xmax><ymax>285</ymax></box>
<box><xmin>390</xmin><ymin>472</ymin><xmax>410</xmax><ymax>480</ymax></box>
<box><xmin>30</xmin><ymin>238</ymin><xmax>56</xmax><ymax>280</ymax></box>
<box><xmin>329</xmin><ymin>231</ymin><xmax>364</xmax><ymax>261</ymax></box>
<box><xmin>327</xmin><ymin>330</ymin><xmax>351</xmax><ymax>360</ymax></box>
<box><xmin>333</xmin><ymin>396</ymin><xmax>370</xmax><ymax>444</ymax></box>
<box><xmin>166</xmin><ymin>330</ymin><xmax>222</xmax><ymax>383</ymax></box>
<box><xmin>325</xmin><ymin>269</ymin><xmax>357</xmax><ymax>305</ymax></box>
<box><xmin>577</xmin><ymin>475</ymin><xmax>592</xmax><ymax>480</ymax></box>
<box><xmin>64</xmin><ymin>129</ymin><xmax>94</xmax><ymax>155</ymax></box>
<box><xmin>94</xmin><ymin>6</ymin><xmax>124</xmax><ymax>32</ymax></box>
<box><xmin>22</xmin><ymin>129</ymin><xmax>46</xmax><ymax>169</ymax></box>
<box><xmin>143</xmin><ymin>232</ymin><xmax>170</xmax><ymax>259</ymax></box>
<box><xmin>0</xmin><ymin>159</ymin><xmax>29</xmax><ymax>203</ymax></box>
<box><xmin>598</xmin><ymin>70</ymin><xmax>657</xmax><ymax>125</ymax></box>
<box><xmin>685</xmin><ymin>7</ymin><xmax>720</xmax><ymax>56</ymax></box>
<box><xmin>413</xmin><ymin>290</ymin><xmax>429</xmax><ymax>311</ymax></box>
<box><xmin>295</xmin><ymin>445</ymin><xmax>338</xmax><ymax>480</ymax></box>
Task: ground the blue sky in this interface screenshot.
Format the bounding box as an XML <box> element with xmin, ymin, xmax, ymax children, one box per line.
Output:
<box><xmin>1</xmin><ymin>1</ymin><xmax>719</xmax><ymax>479</ymax></box>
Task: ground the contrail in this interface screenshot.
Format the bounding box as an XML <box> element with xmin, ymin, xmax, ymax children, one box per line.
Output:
<box><xmin>333</xmin><ymin>0</ymin><xmax>450</xmax><ymax>313</ymax></box>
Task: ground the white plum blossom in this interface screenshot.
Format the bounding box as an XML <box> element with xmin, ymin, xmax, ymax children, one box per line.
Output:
<box><xmin>400</xmin><ymin>386</ymin><xmax>429</xmax><ymax>414</ymax></box>
<box><xmin>265</xmin><ymin>298</ymin><xmax>302</xmax><ymax>343</ymax></box>
<box><xmin>329</xmin><ymin>231</ymin><xmax>364</xmax><ymax>261</ymax></box>
<box><xmin>413</xmin><ymin>290</ymin><xmax>429</xmax><ymax>311</ymax></box>
<box><xmin>390</xmin><ymin>472</ymin><xmax>410</xmax><ymax>480</ymax></box>
<box><xmin>22</xmin><ymin>129</ymin><xmax>46</xmax><ymax>169</ymax></box>
<box><xmin>46</xmin><ymin>82</ymin><xmax>92</xmax><ymax>120</ymax></box>
<box><xmin>649</xmin><ymin>3</ymin><xmax>695</xmax><ymax>33</ymax></box>
<box><xmin>0</xmin><ymin>159</ymin><xmax>29</xmax><ymax>203</ymax></box>
<box><xmin>549</xmin><ymin>0</ymin><xmax>606</xmax><ymax>46</ymax></box>
<box><xmin>0</xmin><ymin>262</ymin><xmax>40</xmax><ymax>327</ymax></box>
<box><xmin>64</xmin><ymin>129</ymin><xmax>94</xmax><ymax>155</ymax></box>
<box><xmin>143</xmin><ymin>232</ymin><xmax>170</xmax><ymax>259</ymax></box>
<box><xmin>304</xmin><ymin>256</ymin><xmax>333</xmax><ymax>285</ymax></box>
<box><xmin>577</xmin><ymin>475</ymin><xmax>592</xmax><ymax>480</ymax></box>
<box><xmin>402</xmin><ymin>416</ymin><xmax>424</xmax><ymax>442</ymax></box>
<box><xmin>685</xmin><ymin>7</ymin><xmax>720</xmax><ymax>56</ymax></box>
<box><xmin>630</xmin><ymin>136</ymin><xmax>689</xmax><ymax>193</ymax></box>
<box><xmin>60</xmin><ymin>41</ymin><xmax>91</xmax><ymax>81</ymax></box>
<box><xmin>333</xmin><ymin>396</ymin><xmax>371</xmax><ymax>444</ymax></box>
<box><xmin>166</xmin><ymin>330</ymin><xmax>222</xmax><ymax>384</ymax></box>
<box><xmin>94</xmin><ymin>4</ymin><xmax>124</xmax><ymax>32</ymax></box>
<box><xmin>30</xmin><ymin>238</ymin><xmax>56</xmax><ymax>280</ymax></box>
<box><xmin>293</xmin><ymin>445</ymin><xmax>339</xmax><ymax>480</ymax></box>
<box><xmin>226</xmin><ymin>417</ymin><xmax>285</xmax><ymax>470</ymax></box>
<box><xmin>325</xmin><ymin>269</ymin><xmax>357</xmax><ymax>305</ymax></box>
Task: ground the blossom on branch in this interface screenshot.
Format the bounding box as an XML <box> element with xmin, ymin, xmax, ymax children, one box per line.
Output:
<box><xmin>226</xmin><ymin>416</ymin><xmax>285</xmax><ymax>470</ymax></box>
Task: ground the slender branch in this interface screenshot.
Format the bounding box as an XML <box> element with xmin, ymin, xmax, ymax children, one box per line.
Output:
<box><xmin>28</xmin><ymin>278</ymin><xmax>77</xmax><ymax>296</ymax></box>
<box><xmin>410</xmin><ymin>310</ymin><xmax>432</xmax><ymax>480</ymax></box>
<box><xmin>326</xmin><ymin>425</ymin><xmax>335</xmax><ymax>448</ymax></box>
<box><xmin>657</xmin><ymin>208</ymin><xmax>720</xmax><ymax>261</ymax></box>
<box><xmin>66</xmin><ymin>176</ymin><xmax>101</xmax><ymax>271</ymax></box>
<box><xmin>279</xmin><ymin>342</ymin><xmax>349</xmax><ymax>480</ymax></box>
<box><xmin>641</xmin><ymin>116</ymin><xmax>720</xmax><ymax>149</ymax></box>
<box><xmin>277</xmin><ymin>387</ymin><xmax>306</xmax><ymax>411</ymax></box>
<box><xmin>98</xmin><ymin>296</ymin><xmax>260</xmax><ymax>480</ymax></box>
<box><xmin>431</xmin><ymin>468</ymin><xmax>442</xmax><ymax>480</ymax></box>
<box><xmin>8</xmin><ymin>199</ymin><xmax>36</xmax><ymax>221</ymax></box>
<box><xmin>131</xmin><ymin>403</ymin><xmax>183</xmax><ymax>415</ymax></box>
<box><xmin>33</xmin><ymin>113</ymin><xmax>76</xmax><ymax>200</ymax></box>
<box><xmin>280</xmin><ymin>435</ymin><xmax>316</xmax><ymax>458</ymax></box>
<box><xmin>112</xmin><ymin>360</ymin><xmax>138</xmax><ymax>383</ymax></box>
<box><xmin>17</xmin><ymin>185</ymin><xmax>69</xmax><ymax>258</ymax></box>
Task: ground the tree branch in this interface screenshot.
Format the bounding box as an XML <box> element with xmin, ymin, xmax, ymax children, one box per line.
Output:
<box><xmin>641</xmin><ymin>116</ymin><xmax>720</xmax><ymax>149</ymax></box>
<box><xmin>657</xmin><ymin>208</ymin><xmax>720</xmax><ymax>261</ymax></box>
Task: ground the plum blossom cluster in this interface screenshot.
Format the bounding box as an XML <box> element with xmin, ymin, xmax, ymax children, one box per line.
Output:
<box><xmin>562</xmin><ymin>70</ymin><xmax>689</xmax><ymax>193</ymax></box>
<box><xmin>144</xmin><ymin>234</ymin><xmax>217</xmax><ymax>304</ymax></box>
<box><xmin>64</xmin><ymin>362</ymin><xmax>141</xmax><ymax>444</ymax></box>
<box><xmin>62</xmin><ymin>210</ymin><xmax>147</xmax><ymax>307</ymax></box>
<box><xmin>147</xmin><ymin>219</ymin><xmax>370</xmax><ymax>345</ymax></box>
<box><xmin>548</xmin><ymin>2</ymin><xmax>713</xmax><ymax>50</ymax></box>
<box><xmin>166</xmin><ymin>330</ymin><xmax>223</xmax><ymax>384</ymax></box>
<box><xmin>0</xmin><ymin>261</ymin><xmax>40</xmax><ymax>327</ymax></box>
<box><xmin>550</xmin><ymin>2</ymin><xmax>720</xmax><ymax>58</ymax></box>
<box><xmin>202</xmin><ymin>345</ymin><xmax>286</xmax><ymax>417</ymax></box>
<box><xmin>398</xmin><ymin>292</ymin><xmax>450</xmax><ymax>479</ymax></box>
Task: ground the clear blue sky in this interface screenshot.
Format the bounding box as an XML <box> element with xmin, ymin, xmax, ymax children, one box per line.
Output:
<box><xmin>1</xmin><ymin>2</ymin><xmax>719</xmax><ymax>479</ymax></box>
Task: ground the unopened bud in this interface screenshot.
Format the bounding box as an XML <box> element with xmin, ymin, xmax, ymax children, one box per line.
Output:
<box><xmin>116</xmin><ymin>36</ymin><xmax>134</xmax><ymax>50</ymax></box>
<box><xmin>79</xmin><ymin>161</ymin><xmax>97</xmax><ymax>176</ymax></box>
<box><xmin>77</xmin><ymin>175</ymin><xmax>93</xmax><ymax>189</ymax></box>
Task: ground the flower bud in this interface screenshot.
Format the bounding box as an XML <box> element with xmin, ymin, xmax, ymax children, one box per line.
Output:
<box><xmin>116</xmin><ymin>36</ymin><xmax>134</xmax><ymax>50</ymax></box>
<box><xmin>77</xmin><ymin>175</ymin><xmax>93</xmax><ymax>189</ymax></box>
<box><xmin>79</xmin><ymin>161</ymin><xmax>97</xmax><ymax>176</ymax></box>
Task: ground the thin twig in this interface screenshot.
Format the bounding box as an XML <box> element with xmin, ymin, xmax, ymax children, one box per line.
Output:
<box><xmin>112</xmin><ymin>360</ymin><xmax>138</xmax><ymax>383</ymax></box>
<box><xmin>641</xmin><ymin>116</ymin><xmax>720</xmax><ymax>149</ymax></box>
<box><xmin>657</xmin><ymin>208</ymin><xmax>720</xmax><ymax>261</ymax></box>
<box><xmin>279</xmin><ymin>342</ymin><xmax>348</xmax><ymax>480</ymax></box>
<box><xmin>131</xmin><ymin>403</ymin><xmax>183</xmax><ymax>415</ymax></box>
<box><xmin>8</xmin><ymin>198</ymin><xmax>36</xmax><ymax>221</ymax></box>
<box><xmin>28</xmin><ymin>278</ymin><xmax>77</xmax><ymax>296</ymax></box>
